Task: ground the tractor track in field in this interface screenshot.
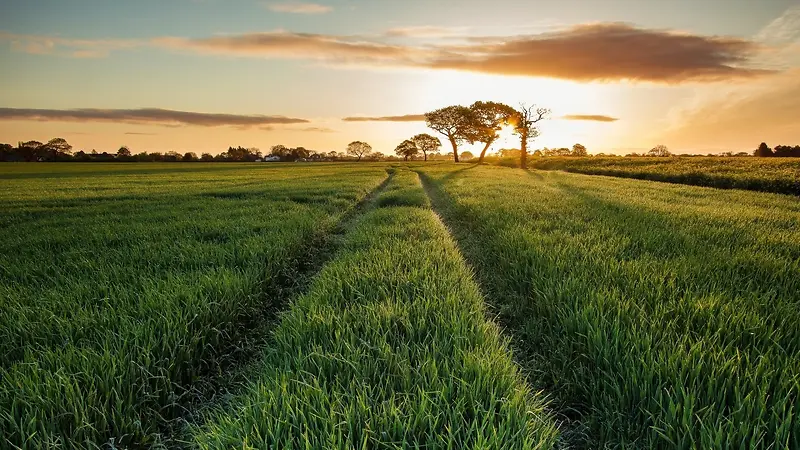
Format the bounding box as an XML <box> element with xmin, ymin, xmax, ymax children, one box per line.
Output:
<box><xmin>163</xmin><ymin>170</ymin><xmax>396</xmax><ymax>448</ymax></box>
<box><xmin>415</xmin><ymin>169</ymin><xmax>581</xmax><ymax>449</ymax></box>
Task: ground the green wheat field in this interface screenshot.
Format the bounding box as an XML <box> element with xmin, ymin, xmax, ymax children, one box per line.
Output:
<box><xmin>1</xmin><ymin>162</ymin><xmax>798</xmax><ymax>449</ymax></box>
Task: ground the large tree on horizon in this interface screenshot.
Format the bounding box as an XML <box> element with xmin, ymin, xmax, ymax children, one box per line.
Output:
<box><xmin>425</xmin><ymin>106</ymin><xmax>473</xmax><ymax>163</ymax></box>
<box><xmin>468</xmin><ymin>101</ymin><xmax>517</xmax><ymax>163</ymax></box>
<box><xmin>410</xmin><ymin>133</ymin><xmax>441</xmax><ymax>162</ymax></box>
<box><xmin>346</xmin><ymin>141</ymin><xmax>372</xmax><ymax>161</ymax></box>
<box><xmin>394</xmin><ymin>139</ymin><xmax>419</xmax><ymax>161</ymax></box>
<box><xmin>754</xmin><ymin>142</ymin><xmax>773</xmax><ymax>157</ymax></box>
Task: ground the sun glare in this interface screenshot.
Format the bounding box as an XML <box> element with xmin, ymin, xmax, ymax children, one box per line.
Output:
<box><xmin>414</xmin><ymin>70</ymin><xmax>621</xmax><ymax>152</ymax></box>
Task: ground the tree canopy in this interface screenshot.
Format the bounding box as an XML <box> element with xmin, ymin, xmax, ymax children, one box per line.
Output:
<box><xmin>394</xmin><ymin>140</ymin><xmax>419</xmax><ymax>161</ymax></box>
<box><xmin>410</xmin><ymin>134</ymin><xmax>441</xmax><ymax>162</ymax></box>
<box><xmin>346</xmin><ymin>141</ymin><xmax>372</xmax><ymax>161</ymax></box>
<box><xmin>467</xmin><ymin>101</ymin><xmax>517</xmax><ymax>163</ymax></box>
<box><xmin>425</xmin><ymin>105</ymin><xmax>473</xmax><ymax>162</ymax></box>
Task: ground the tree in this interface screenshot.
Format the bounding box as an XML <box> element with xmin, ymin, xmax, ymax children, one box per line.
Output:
<box><xmin>754</xmin><ymin>142</ymin><xmax>773</xmax><ymax>157</ymax></box>
<box><xmin>425</xmin><ymin>105</ymin><xmax>473</xmax><ymax>162</ymax></box>
<box><xmin>117</xmin><ymin>146</ymin><xmax>132</xmax><ymax>158</ymax></box>
<box><xmin>164</xmin><ymin>151</ymin><xmax>181</xmax><ymax>162</ymax></box>
<box><xmin>201</xmin><ymin>153</ymin><xmax>214</xmax><ymax>161</ymax></box>
<box><xmin>467</xmin><ymin>101</ymin><xmax>516</xmax><ymax>163</ymax></box>
<box><xmin>346</xmin><ymin>141</ymin><xmax>372</xmax><ymax>161</ymax></box>
<box><xmin>44</xmin><ymin>137</ymin><xmax>72</xmax><ymax>161</ymax></box>
<box><xmin>182</xmin><ymin>152</ymin><xmax>198</xmax><ymax>161</ymax></box>
<box><xmin>647</xmin><ymin>144</ymin><xmax>671</xmax><ymax>157</ymax></box>
<box><xmin>290</xmin><ymin>147</ymin><xmax>311</xmax><ymax>161</ymax></box>
<box><xmin>572</xmin><ymin>143</ymin><xmax>588</xmax><ymax>157</ymax></box>
<box><xmin>410</xmin><ymin>133</ymin><xmax>441</xmax><ymax>161</ymax></box>
<box><xmin>247</xmin><ymin>147</ymin><xmax>262</xmax><ymax>161</ymax></box>
<box><xmin>774</xmin><ymin>145</ymin><xmax>800</xmax><ymax>157</ymax></box>
<box><xmin>270</xmin><ymin>144</ymin><xmax>290</xmax><ymax>159</ymax></box>
<box><xmin>511</xmin><ymin>104</ymin><xmax>549</xmax><ymax>169</ymax></box>
<box><xmin>18</xmin><ymin>140</ymin><xmax>43</xmax><ymax>162</ymax></box>
<box><xmin>460</xmin><ymin>151</ymin><xmax>474</xmax><ymax>161</ymax></box>
<box><xmin>395</xmin><ymin>140</ymin><xmax>419</xmax><ymax>161</ymax></box>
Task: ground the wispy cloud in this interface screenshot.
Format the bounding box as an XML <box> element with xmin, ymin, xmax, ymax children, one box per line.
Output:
<box><xmin>266</xmin><ymin>2</ymin><xmax>332</xmax><ymax>14</ymax></box>
<box><xmin>155</xmin><ymin>23</ymin><xmax>773</xmax><ymax>83</ymax></box>
<box><xmin>293</xmin><ymin>126</ymin><xmax>337</xmax><ymax>132</ymax></box>
<box><xmin>342</xmin><ymin>114</ymin><xmax>425</xmax><ymax>122</ymax></box>
<box><xmin>124</xmin><ymin>131</ymin><xmax>159</xmax><ymax>135</ymax></box>
<box><xmin>153</xmin><ymin>32</ymin><xmax>421</xmax><ymax>65</ymax></box>
<box><xmin>561</xmin><ymin>114</ymin><xmax>619</xmax><ymax>122</ymax></box>
<box><xmin>384</xmin><ymin>26</ymin><xmax>464</xmax><ymax>38</ymax></box>
<box><xmin>0</xmin><ymin>31</ymin><xmax>140</xmax><ymax>58</ymax></box>
<box><xmin>0</xmin><ymin>108</ymin><xmax>310</xmax><ymax>128</ymax></box>
<box><xmin>3</xmin><ymin>23</ymin><xmax>775</xmax><ymax>83</ymax></box>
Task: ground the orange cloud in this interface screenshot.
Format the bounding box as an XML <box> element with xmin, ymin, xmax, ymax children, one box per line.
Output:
<box><xmin>430</xmin><ymin>23</ymin><xmax>772</xmax><ymax>82</ymax></box>
<box><xmin>0</xmin><ymin>108</ymin><xmax>310</xmax><ymax>128</ymax></box>
<box><xmin>3</xmin><ymin>24</ymin><xmax>774</xmax><ymax>83</ymax></box>
<box><xmin>267</xmin><ymin>3</ymin><xmax>332</xmax><ymax>14</ymax></box>
<box><xmin>384</xmin><ymin>26</ymin><xmax>464</xmax><ymax>38</ymax></box>
<box><xmin>561</xmin><ymin>114</ymin><xmax>619</xmax><ymax>122</ymax></box>
<box><xmin>155</xmin><ymin>24</ymin><xmax>772</xmax><ymax>83</ymax></box>
<box><xmin>153</xmin><ymin>32</ymin><xmax>421</xmax><ymax>65</ymax></box>
<box><xmin>342</xmin><ymin>114</ymin><xmax>425</xmax><ymax>122</ymax></box>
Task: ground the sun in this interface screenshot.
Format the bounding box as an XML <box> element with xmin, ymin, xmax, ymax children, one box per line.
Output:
<box><xmin>411</xmin><ymin>70</ymin><xmax>618</xmax><ymax>151</ymax></box>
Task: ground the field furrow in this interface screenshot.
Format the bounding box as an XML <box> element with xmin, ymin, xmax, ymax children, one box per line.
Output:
<box><xmin>191</xmin><ymin>168</ymin><xmax>559</xmax><ymax>449</ymax></box>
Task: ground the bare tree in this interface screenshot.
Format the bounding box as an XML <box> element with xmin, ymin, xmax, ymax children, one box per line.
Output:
<box><xmin>468</xmin><ymin>101</ymin><xmax>516</xmax><ymax>163</ymax></box>
<box><xmin>394</xmin><ymin>140</ymin><xmax>419</xmax><ymax>161</ymax></box>
<box><xmin>410</xmin><ymin>133</ymin><xmax>441</xmax><ymax>162</ymax></box>
<box><xmin>346</xmin><ymin>141</ymin><xmax>372</xmax><ymax>161</ymax></box>
<box><xmin>425</xmin><ymin>106</ymin><xmax>473</xmax><ymax>162</ymax></box>
<box><xmin>512</xmin><ymin>104</ymin><xmax>549</xmax><ymax>169</ymax></box>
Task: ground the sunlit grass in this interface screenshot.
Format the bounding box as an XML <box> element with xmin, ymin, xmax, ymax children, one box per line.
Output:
<box><xmin>528</xmin><ymin>156</ymin><xmax>800</xmax><ymax>195</ymax></box>
<box><xmin>0</xmin><ymin>163</ymin><xmax>387</xmax><ymax>448</ymax></box>
<box><xmin>420</xmin><ymin>165</ymin><xmax>800</xmax><ymax>449</ymax></box>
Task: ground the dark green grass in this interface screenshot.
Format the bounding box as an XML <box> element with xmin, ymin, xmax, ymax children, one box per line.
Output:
<box><xmin>191</xmin><ymin>169</ymin><xmax>558</xmax><ymax>449</ymax></box>
<box><xmin>419</xmin><ymin>165</ymin><xmax>800</xmax><ymax>449</ymax></box>
<box><xmin>527</xmin><ymin>157</ymin><xmax>800</xmax><ymax>195</ymax></box>
<box><xmin>0</xmin><ymin>163</ymin><xmax>387</xmax><ymax>448</ymax></box>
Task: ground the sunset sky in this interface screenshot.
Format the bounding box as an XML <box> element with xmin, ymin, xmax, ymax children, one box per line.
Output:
<box><xmin>1</xmin><ymin>0</ymin><xmax>798</xmax><ymax>156</ymax></box>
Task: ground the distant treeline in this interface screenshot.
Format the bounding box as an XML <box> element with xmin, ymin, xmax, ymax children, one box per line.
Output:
<box><xmin>2</xmin><ymin>138</ymin><xmax>799</xmax><ymax>163</ymax></box>
<box><xmin>0</xmin><ymin>140</ymin><xmax>453</xmax><ymax>163</ymax></box>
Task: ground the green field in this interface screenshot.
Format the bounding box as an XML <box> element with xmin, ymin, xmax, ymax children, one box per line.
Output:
<box><xmin>528</xmin><ymin>157</ymin><xmax>800</xmax><ymax>195</ymax></box>
<box><xmin>2</xmin><ymin>162</ymin><xmax>799</xmax><ymax>449</ymax></box>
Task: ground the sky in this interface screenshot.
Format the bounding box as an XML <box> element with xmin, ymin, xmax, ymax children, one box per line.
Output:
<box><xmin>0</xmin><ymin>0</ymin><xmax>798</xmax><ymax>156</ymax></box>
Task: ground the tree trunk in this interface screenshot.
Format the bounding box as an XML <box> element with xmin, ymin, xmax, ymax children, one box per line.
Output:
<box><xmin>423</xmin><ymin>151</ymin><xmax>427</xmax><ymax>162</ymax></box>
<box><xmin>478</xmin><ymin>140</ymin><xmax>493</xmax><ymax>163</ymax></box>
<box><xmin>520</xmin><ymin>133</ymin><xmax>527</xmax><ymax>169</ymax></box>
<box><xmin>450</xmin><ymin>137</ymin><xmax>459</xmax><ymax>162</ymax></box>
